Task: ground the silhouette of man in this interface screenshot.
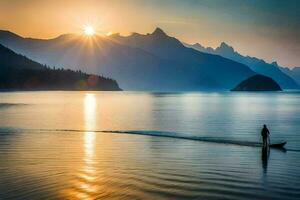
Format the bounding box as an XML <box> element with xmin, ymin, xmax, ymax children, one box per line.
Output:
<box><xmin>261</xmin><ymin>124</ymin><xmax>270</xmax><ymax>148</ymax></box>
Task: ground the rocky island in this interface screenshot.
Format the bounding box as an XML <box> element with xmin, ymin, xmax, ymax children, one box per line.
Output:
<box><xmin>231</xmin><ymin>74</ymin><xmax>282</xmax><ymax>91</ymax></box>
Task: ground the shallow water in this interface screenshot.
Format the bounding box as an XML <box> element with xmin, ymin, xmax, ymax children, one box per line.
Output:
<box><xmin>0</xmin><ymin>91</ymin><xmax>300</xmax><ymax>199</ymax></box>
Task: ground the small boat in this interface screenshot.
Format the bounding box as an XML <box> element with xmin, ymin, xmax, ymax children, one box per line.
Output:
<box><xmin>269</xmin><ymin>142</ymin><xmax>286</xmax><ymax>148</ymax></box>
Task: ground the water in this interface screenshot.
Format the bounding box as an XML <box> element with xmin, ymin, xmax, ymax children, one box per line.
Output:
<box><xmin>0</xmin><ymin>91</ymin><xmax>300</xmax><ymax>199</ymax></box>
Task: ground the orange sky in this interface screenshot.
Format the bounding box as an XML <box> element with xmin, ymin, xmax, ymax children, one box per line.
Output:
<box><xmin>0</xmin><ymin>0</ymin><xmax>299</xmax><ymax>67</ymax></box>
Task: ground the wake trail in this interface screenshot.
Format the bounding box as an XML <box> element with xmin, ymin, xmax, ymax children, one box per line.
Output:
<box><xmin>1</xmin><ymin>128</ymin><xmax>296</xmax><ymax>151</ymax></box>
<box><xmin>37</xmin><ymin>129</ymin><xmax>267</xmax><ymax>148</ymax></box>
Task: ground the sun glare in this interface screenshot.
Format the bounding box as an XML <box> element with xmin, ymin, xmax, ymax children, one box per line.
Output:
<box><xmin>84</xmin><ymin>25</ymin><xmax>95</xmax><ymax>36</ymax></box>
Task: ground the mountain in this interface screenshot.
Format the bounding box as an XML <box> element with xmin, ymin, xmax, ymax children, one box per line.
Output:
<box><xmin>109</xmin><ymin>28</ymin><xmax>256</xmax><ymax>89</ymax></box>
<box><xmin>0</xmin><ymin>28</ymin><xmax>257</xmax><ymax>91</ymax></box>
<box><xmin>280</xmin><ymin>67</ymin><xmax>300</xmax><ymax>85</ymax></box>
<box><xmin>0</xmin><ymin>44</ymin><xmax>121</xmax><ymax>91</ymax></box>
<box><xmin>187</xmin><ymin>42</ymin><xmax>299</xmax><ymax>89</ymax></box>
<box><xmin>231</xmin><ymin>74</ymin><xmax>282</xmax><ymax>91</ymax></box>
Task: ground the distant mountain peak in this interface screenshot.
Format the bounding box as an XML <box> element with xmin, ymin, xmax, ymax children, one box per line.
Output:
<box><xmin>194</xmin><ymin>43</ymin><xmax>205</xmax><ymax>48</ymax></box>
<box><xmin>152</xmin><ymin>27</ymin><xmax>167</xmax><ymax>36</ymax></box>
<box><xmin>218</xmin><ymin>42</ymin><xmax>235</xmax><ymax>53</ymax></box>
<box><xmin>271</xmin><ymin>61</ymin><xmax>279</xmax><ymax>67</ymax></box>
<box><xmin>0</xmin><ymin>30</ymin><xmax>23</xmax><ymax>39</ymax></box>
<box><xmin>131</xmin><ymin>32</ymin><xmax>141</xmax><ymax>37</ymax></box>
<box><xmin>54</xmin><ymin>33</ymin><xmax>76</xmax><ymax>40</ymax></box>
<box><xmin>187</xmin><ymin>40</ymin><xmax>300</xmax><ymax>89</ymax></box>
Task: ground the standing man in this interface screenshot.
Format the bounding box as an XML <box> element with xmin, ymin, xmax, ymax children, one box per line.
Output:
<box><xmin>261</xmin><ymin>124</ymin><xmax>270</xmax><ymax>148</ymax></box>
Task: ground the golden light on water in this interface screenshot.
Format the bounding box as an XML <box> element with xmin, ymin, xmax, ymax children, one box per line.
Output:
<box><xmin>84</xmin><ymin>93</ymin><xmax>96</xmax><ymax>131</ymax></box>
<box><xmin>84</xmin><ymin>131</ymin><xmax>95</xmax><ymax>163</ymax></box>
<box><xmin>64</xmin><ymin>93</ymin><xmax>98</xmax><ymax>199</ymax></box>
<box><xmin>82</xmin><ymin>93</ymin><xmax>97</xmax><ymax>198</ymax></box>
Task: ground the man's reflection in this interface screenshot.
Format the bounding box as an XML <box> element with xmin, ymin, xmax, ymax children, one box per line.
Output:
<box><xmin>261</xmin><ymin>146</ymin><xmax>270</xmax><ymax>173</ymax></box>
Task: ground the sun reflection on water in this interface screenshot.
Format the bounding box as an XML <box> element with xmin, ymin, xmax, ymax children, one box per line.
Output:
<box><xmin>63</xmin><ymin>93</ymin><xmax>98</xmax><ymax>200</ymax></box>
<box><xmin>84</xmin><ymin>93</ymin><xmax>97</xmax><ymax>131</ymax></box>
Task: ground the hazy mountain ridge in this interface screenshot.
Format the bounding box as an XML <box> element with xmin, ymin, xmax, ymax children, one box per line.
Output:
<box><xmin>187</xmin><ymin>42</ymin><xmax>299</xmax><ymax>89</ymax></box>
<box><xmin>280</xmin><ymin>67</ymin><xmax>300</xmax><ymax>85</ymax></box>
<box><xmin>0</xmin><ymin>28</ymin><xmax>258</xmax><ymax>91</ymax></box>
<box><xmin>109</xmin><ymin>28</ymin><xmax>256</xmax><ymax>89</ymax></box>
<box><xmin>0</xmin><ymin>43</ymin><xmax>121</xmax><ymax>91</ymax></box>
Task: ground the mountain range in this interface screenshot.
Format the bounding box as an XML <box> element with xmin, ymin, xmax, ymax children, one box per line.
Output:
<box><xmin>280</xmin><ymin>67</ymin><xmax>300</xmax><ymax>86</ymax></box>
<box><xmin>0</xmin><ymin>28</ymin><xmax>258</xmax><ymax>91</ymax></box>
<box><xmin>0</xmin><ymin>43</ymin><xmax>120</xmax><ymax>91</ymax></box>
<box><xmin>1</xmin><ymin>28</ymin><xmax>298</xmax><ymax>91</ymax></box>
<box><xmin>186</xmin><ymin>42</ymin><xmax>299</xmax><ymax>89</ymax></box>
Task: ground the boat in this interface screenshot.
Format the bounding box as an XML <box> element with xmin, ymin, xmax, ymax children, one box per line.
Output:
<box><xmin>269</xmin><ymin>142</ymin><xmax>287</xmax><ymax>148</ymax></box>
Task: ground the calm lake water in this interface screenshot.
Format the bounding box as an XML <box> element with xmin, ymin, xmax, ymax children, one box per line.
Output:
<box><xmin>0</xmin><ymin>91</ymin><xmax>300</xmax><ymax>200</ymax></box>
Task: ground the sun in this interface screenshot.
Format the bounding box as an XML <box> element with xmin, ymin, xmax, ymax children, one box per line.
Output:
<box><xmin>84</xmin><ymin>25</ymin><xmax>95</xmax><ymax>36</ymax></box>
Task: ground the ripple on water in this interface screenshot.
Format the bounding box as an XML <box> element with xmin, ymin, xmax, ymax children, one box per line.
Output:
<box><xmin>0</xmin><ymin>131</ymin><xmax>300</xmax><ymax>200</ymax></box>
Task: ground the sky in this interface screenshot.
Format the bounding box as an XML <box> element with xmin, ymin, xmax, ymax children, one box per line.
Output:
<box><xmin>0</xmin><ymin>0</ymin><xmax>299</xmax><ymax>67</ymax></box>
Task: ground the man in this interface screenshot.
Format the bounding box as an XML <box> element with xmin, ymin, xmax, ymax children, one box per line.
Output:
<box><xmin>261</xmin><ymin>124</ymin><xmax>270</xmax><ymax>148</ymax></box>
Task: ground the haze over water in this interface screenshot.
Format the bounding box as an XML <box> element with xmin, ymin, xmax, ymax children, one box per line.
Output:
<box><xmin>0</xmin><ymin>91</ymin><xmax>300</xmax><ymax>199</ymax></box>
